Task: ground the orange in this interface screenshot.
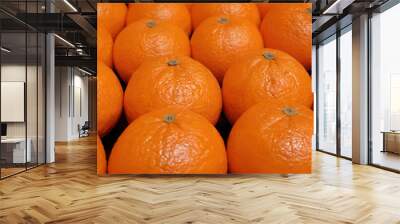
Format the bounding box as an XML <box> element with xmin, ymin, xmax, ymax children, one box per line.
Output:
<box><xmin>124</xmin><ymin>56</ymin><xmax>222</xmax><ymax>125</ymax></box>
<box><xmin>257</xmin><ymin>3</ymin><xmax>293</xmax><ymax>18</ymax></box>
<box><xmin>191</xmin><ymin>3</ymin><xmax>260</xmax><ymax>29</ymax></box>
<box><xmin>97</xmin><ymin>62</ymin><xmax>123</xmax><ymax>136</ymax></box>
<box><xmin>108</xmin><ymin>107</ymin><xmax>227</xmax><ymax>174</ymax></box>
<box><xmin>97</xmin><ymin>25</ymin><xmax>113</xmax><ymax>67</ymax></box>
<box><xmin>222</xmin><ymin>48</ymin><xmax>313</xmax><ymax>124</ymax></box>
<box><xmin>191</xmin><ymin>16</ymin><xmax>263</xmax><ymax>83</ymax></box>
<box><xmin>97</xmin><ymin>3</ymin><xmax>127</xmax><ymax>39</ymax></box>
<box><xmin>260</xmin><ymin>4</ymin><xmax>312</xmax><ymax>70</ymax></box>
<box><xmin>227</xmin><ymin>101</ymin><xmax>313</xmax><ymax>173</ymax></box>
<box><xmin>126</xmin><ymin>3</ymin><xmax>192</xmax><ymax>35</ymax></box>
<box><xmin>185</xmin><ymin>3</ymin><xmax>193</xmax><ymax>11</ymax></box>
<box><xmin>97</xmin><ymin>135</ymin><xmax>107</xmax><ymax>175</ymax></box>
<box><xmin>257</xmin><ymin>3</ymin><xmax>270</xmax><ymax>18</ymax></box>
<box><xmin>113</xmin><ymin>19</ymin><xmax>190</xmax><ymax>83</ymax></box>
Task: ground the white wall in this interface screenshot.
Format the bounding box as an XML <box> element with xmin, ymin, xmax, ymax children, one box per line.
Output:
<box><xmin>1</xmin><ymin>65</ymin><xmax>40</xmax><ymax>137</ymax></box>
<box><xmin>55</xmin><ymin>66</ymin><xmax>70</xmax><ymax>141</ymax></box>
<box><xmin>1</xmin><ymin>65</ymin><xmax>26</xmax><ymax>139</ymax></box>
<box><xmin>54</xmin><ymin>67</ymin><xmax>90</xmax><ymax>141</ymax></box>
<box><xmin>77</xmin><ymin>74</ymin><xmax>89</xmax><ymax>126</ymax></box>
<box><xmin>1</xmin><ymin>64</ymin><xmax>46</xmax><ymax>164</ymax></box>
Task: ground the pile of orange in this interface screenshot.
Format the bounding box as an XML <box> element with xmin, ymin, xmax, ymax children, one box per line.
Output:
<box><xmin>97</xmin><ymin>3</ymin><xmax>313</xmax><ymax>175</ymax></box>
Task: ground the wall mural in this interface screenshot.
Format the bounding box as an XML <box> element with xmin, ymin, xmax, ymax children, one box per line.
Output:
<box><xmin>97</xmin><ymin>3</ymin><xmax>313</xmax><ymax>175</ymax></box>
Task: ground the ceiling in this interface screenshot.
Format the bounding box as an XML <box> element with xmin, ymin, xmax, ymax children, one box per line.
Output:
<box><xmin>0</xmin><ymin>0</ymin><xmax>97</xmax><ymax>14</ymax></box>
<box><xmin>0</xmin><ymin>0</ymin><xmax>393</xmax><ymax>72</ymax></box>
<box><xmin>0</xmin><ymin>0</ymin><xmax>97</xmax><ymax>73</ymax></box>
<box><xmin>0</xmin><ymin>31</ymin><xmax>45</xmax><ymax>64</ymax></box>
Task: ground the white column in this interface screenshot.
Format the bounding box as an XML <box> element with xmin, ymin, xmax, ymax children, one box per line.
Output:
<box><xmin>352</xmin><ymin>14</ymin><xmax>369</xmax><ymax>164</ymax></box>
<box><xmin>46</xmin><ymin>32</ymin><xmax>55</xmax><ymax>163</ymax></box>
<box><xmin>54</xmin><ymin>67</ymin><xmax>73</xmax><ymax>141</ymax></box>
<box><xmin>312</xmin><ymin>45</ymin><xmax>317</xmax><ymax>151</ymax></box>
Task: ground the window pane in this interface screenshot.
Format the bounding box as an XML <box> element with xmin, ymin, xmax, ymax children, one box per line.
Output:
<box><xmin>371</xmin><ymin>3</ymin><xmax>400</xmax><ymax>171</ymax></box>
<box><xmin>1</xmin><ymin>30</ymin><xmax>28</xmax><ymax>177</ymax></box>
<box><xmin>318</xmin><ymin>36</ymin><xmax>337</xmax><ymax>154</ymax></box>
<box><xmin>340</xmin><ymin>28</ymin><xmax>352</xmax><ymax>158</ymax></box>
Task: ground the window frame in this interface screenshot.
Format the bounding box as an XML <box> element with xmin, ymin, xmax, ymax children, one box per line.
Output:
<box><xmin>315</xmin><ymin>24</ymin><xmax>353</xmax><ymax>160</ymax></box>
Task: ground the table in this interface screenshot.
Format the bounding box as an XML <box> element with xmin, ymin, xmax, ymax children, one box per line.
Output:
<box><xmin>381</xmin><ymin>131</ymin><xmax>400</xmax><ymax>154</ymax></box>
<box><xmin>1</xmin><ymin>138</ymin><xmax>31</xmax><ymax>164</ymax></box>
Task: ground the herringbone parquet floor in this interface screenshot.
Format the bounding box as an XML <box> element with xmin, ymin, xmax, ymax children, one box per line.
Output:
<box><xmin>1</xmin><ymin>136</ymin><xmax>400</xmax><ymax>224</ymax></box>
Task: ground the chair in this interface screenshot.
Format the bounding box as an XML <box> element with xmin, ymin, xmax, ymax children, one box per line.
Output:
<box><xmin>78</xmin><ymin>121</ymin><xmax>90</xmax><ymax>138</ymax></box>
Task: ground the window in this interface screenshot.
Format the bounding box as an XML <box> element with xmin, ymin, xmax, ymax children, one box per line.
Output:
<box><xmin>370</xmin><ymin>3</ymin><xmax>400</xmax><ymax>171</ymax></box>
<box><xmin>317</xmin><ymin>35</ymin><xmax>337</xmax><ymax>154</ymax></box>
<box><xmin>316</xmin><ymin>26</ymin><xmax>353</xmax><ymax>159</ymax></box>
<box><xmin>0</xmin><ymin>1</ymin><xmax>47</xmax><ymax>179</ymax></box>
<box><xmin>339</xmin><ymin>27</ymin><xmax>352</xmax><ymax>158</ymax></box>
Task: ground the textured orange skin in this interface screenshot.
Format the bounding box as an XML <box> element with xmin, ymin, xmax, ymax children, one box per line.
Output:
<box><xmin>97</xmin><ymin>135</ymin><xmax>107</xmax><ymax>175</ymax></box>
<box><xmin>113</xmin><ymin>19</ymin><xmax>191</xmax><ymax>83</ymax></box>
<box><xmin>191</xmin><ymin>3</ymin><xmax>260</xmax><ymax>29</ymax></box>
<box><xmin>191</xmin><ymin>16</ymin><xmax>263</xmax><ymax>83</ymax></box>
<box><xmin>227</xmin><ymin>101</ymin><xmax>313</xmax><ymax>173</ymax></box>
<box><xmin>260</xmin><ymin>4</ymin><xmax>312</xmax><ymax>70</ymax></box>
<box><xmin>124</xmin><ymin>56</ymin><xmax>222</xmax><ymax>125</ymax></box>
<box><xmin>257</xmin><ymin>3</ymin><xmax>290</xmax><ymax>19</ymax></box>
<box><xmin>97</xmin><ymin>3</ymin><xmax>127</xmax><ymax>39</ymax></box>
<box><xmin>222</xmin><ymin>48</ymin><xmax>313</xmax><ymax>124</ymax></box>
<box><xmin>108</xmin><ymin>108</ymin><xmax>227</xmax><ymax>174</ymax></box>
<box><xmin>97</xmin><ymin>62</ymin><xmax>123</xmax><ymax>137</ymax></box>
<box><xmin>185</xmin><ymin>3</ymin><xmax>193</xmax><ymax>11</ymax></box>
<box><xmin>126</xmin><ymin>3</ymin><xmax>192</xmax><ymax>35</ymax></box>
<box><xmin>257</xmin><ymin>3</ymin><xmax>270</xmax><ymax>18</ymax></box>
<box><xmin>97</xmin><ymin>25</ymin><xmax>113</xmax><ymax>68</ymax></box>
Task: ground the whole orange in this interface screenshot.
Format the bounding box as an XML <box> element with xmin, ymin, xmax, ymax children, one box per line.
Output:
<box><xmin>126</xmin><ymin>3</ymin><xmax>192</xmax><ymax>35</ymax></box>
<box><xmin>124</xmin><ymin>56</ymin><xmax>222</xmax><ymax>125</ymax></box>
<box><xmin>191</xmin><ymin>3</ymin><xmax>260</xmax><ymax>29</ymax></box>
<box><xmin>108</xmin><ymin>107</ymin><xmax>227</xmax><ymax>174</ymax></box>
<box><xmin>97</xmin><ymin>25</ymin><xmax>113</xmax><ymax>67</ymax></box>
<box><xmin>191</xmin><ymin>16</ymin><xmax>263</xmax><ymax>83</ymax></box>
<box><xmin>222</xmin><ymin>48</ymin><xmax>313</xmax><ymax>124</ymax></box>
<box><xmin>97</xmin><ymin>135</ymin><xmax>107</xmax><ymax>175</ymax></box>
<box><xmin>113</xmin><ymin>19</ymin><xmax>190</xmax><ymax>83</ymax></box>
<box><xmin>97</xmin><ymin>3</ymin><xmax>127</xmax><ymax>39</ymax></box>
<box><xmin>227</xmin><ymin>101</ymin><xmax>313</xmax><ymax>173</ymax></box>
<box><xmin>260</xmin><ymin>4</ymin><xmax>312</xmax><ymax>70</ymax></box>
<box><xmin>97</xmin><ymin>62</ymin><xmax>123</xmax><ymax>136</ymax></box>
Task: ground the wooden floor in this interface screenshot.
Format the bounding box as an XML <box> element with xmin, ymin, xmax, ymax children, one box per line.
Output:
<box><xmin>373</xmin><ymin>150</ymin><xmax>400</xmax><ymax>171</ymax></box>
<box><xmin>1</xmin><ymin>136</ymin><xmax>400</xmax><ymax>223</ymax></box>
<box><xmin>1</xmin><ymin>167</ymin><xmax>26</xmax><ymax>178</ymax></box>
